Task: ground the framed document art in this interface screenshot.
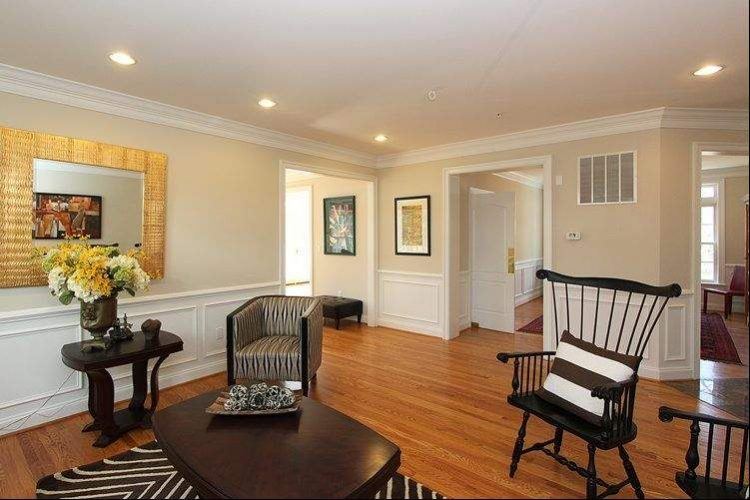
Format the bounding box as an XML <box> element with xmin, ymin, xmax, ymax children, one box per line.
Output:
<box><xmin>324</xmin><ymin>195</ymin><xmax>356</xmax><ymax>255</ymax></box>
<box><xmin>395</xmin><ymin>195</ymin><xmax>431</xmax><ymax>256</ymax></box>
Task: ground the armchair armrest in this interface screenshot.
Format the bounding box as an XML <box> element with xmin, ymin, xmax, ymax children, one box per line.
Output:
<box><xmin>591</xmin><ymin>375</ymin><xmax>639</xmax><ymax>439</ymax></box>
<box><xmin>497</xmin><ymin>351</ymin><xmax>557</xmax><ymax>397</ymax></box>
<box><xmin>299</xmin><ymin>298</ymin><xmax>323</xmax><ymax>395</ymax></box>
<box><xmin>497</xmin><ymin>351</ymin><xmax>556</xmax><ymax>363</ymax></box>
<box><xmin>659</xmin><ymin>406</ymin><xmax>749</xmax><ymax>429</ymax></box>
<box><xmin>226</xmin><ymin>297</ymin><xmax>265</xmax><ymax>385</ymax></box>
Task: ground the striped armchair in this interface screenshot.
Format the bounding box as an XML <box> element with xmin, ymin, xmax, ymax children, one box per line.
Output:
<box><xmin>227</xmin><ymin>296</ymin><xmax>323</xmax><ymax>396</ymax></box>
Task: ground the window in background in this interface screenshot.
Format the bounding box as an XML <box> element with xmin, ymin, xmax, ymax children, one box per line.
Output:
<box><xmin>700</xmin><ymin>182</ymin><xmax>719</xmax><ymax>282</ymax></box>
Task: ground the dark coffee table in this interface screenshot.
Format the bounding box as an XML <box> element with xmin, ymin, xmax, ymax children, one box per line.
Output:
<box><xmin>61</xmin><ymin>331</ymin><xmax>183</xmax><ymax>447</ymax></box>
<box><xmin>153</xmin><ymin>391</ymin><xmax>400</xmax><ymax>498</ymax></box>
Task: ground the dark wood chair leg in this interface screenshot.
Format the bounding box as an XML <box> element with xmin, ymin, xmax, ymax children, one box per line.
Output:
<box><xmin>724</xmin><ymin>294</ymin><xmax>732</xmax><ymax>318</ymax></box>
<box><xmin>301</xmin><ymin>376</ymin><xmax>309</xmax><ymax>397</ymax></box>
<box><xmin>553</xmin><ymin>427</ymin><xmax>563</xmax><ymax>455</ymax></box>
<box><xmin>509</xmin><ymin>412</ymin><xmax>529</xmax><ymax>478</ymax></box>
<box><xmin>586</xmin><ymin>443</ymin><xmax>597</xmax><ymax>499</ymax></box>
<box><xmin>703</xmin><ymin>289</ymin><xmax>708</xmax><ymax>314</ymax></box>
<box><xmin>619</xmin><ymin>445</ymin><xmax>645</xmax><ymax>499</ymax></box>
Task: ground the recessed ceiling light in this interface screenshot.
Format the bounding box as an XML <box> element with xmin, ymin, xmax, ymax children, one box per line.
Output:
<box><xmin>258</xmin><ymin>98</ymin><xmax>277</xmax><ymax>108</ymax></box>
<box><xmin>693</xmin><ymin>64</ymin><xmax>724</xmax><ymax>76</ymax></box>
<box><xmin>108</xmin><ymin>51</ymin><xmax>136</xmax><ymax>66</ymax></box>
<box><xmin>374</xmin><ymin>134</ymin><xmax>388</xmax><ymax>143</ymax></box>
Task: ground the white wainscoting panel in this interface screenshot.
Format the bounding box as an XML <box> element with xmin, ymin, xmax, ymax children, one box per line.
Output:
<box><xmin>548</xmin><ymin>287</ymin><xmax>694</xmax><ymax>380</ymax></box>
<box><xmin>514</xmin><ymin>258</ymin><xmax>543</xmax><ymax>306</ymax></box>
<box><xmin>0</xmin><ymin>281</ymin><xmax>280</xmax><ymax>435</ymax></box>
<box><xmin>378</xmin><ymin>270</ymin><xmax>444</xmax><ymax>337</ymax></box>
<box><xmin>458</xmin><ymin>271</ymin><xmax>471</xmax><ymax>331</ymax></box>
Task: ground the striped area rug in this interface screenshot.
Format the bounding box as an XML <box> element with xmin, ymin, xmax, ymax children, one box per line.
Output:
<box><xmin>36</xmin><ymin>440</ymin><xmax>445</xmax><ymax>499</ymax></box>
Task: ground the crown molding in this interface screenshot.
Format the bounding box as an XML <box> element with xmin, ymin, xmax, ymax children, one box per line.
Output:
<box><xmin>493</xmin><ymin>171</ymin><xmax>543</xmax><ymax>189</ymax></box>
<box><xmin>376</xmin><ymin>107</ymin><xmax>749</xmax><ymax>169</ymax></box>
<box><xmin>0</xmin><ymin>63</ymin><xmax>376</xmax><ymax>168</ymax></box>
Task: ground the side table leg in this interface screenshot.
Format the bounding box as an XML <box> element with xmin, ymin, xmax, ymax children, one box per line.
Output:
<box><xmin>81</xmin><ymin>373</ymin><xmax>100</xmax><ymax>433</ymax></box>
<box><xmin>147</xmin><ymin>355</ymin><xmax>169</xmax><ymax>414</ymax></box>
<box><xmin>85</xmin><ymin>369</ymin><xmax>117</xmax><ymax>448</ymax></box>
<box><xmin>129</xmin><ymin>360</ymin><xmax>148</xmax><ymax>424</ymax></box>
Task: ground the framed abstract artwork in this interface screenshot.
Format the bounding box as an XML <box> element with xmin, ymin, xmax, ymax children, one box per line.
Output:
<box><xmin>324</xmin><ymin>196</ymin><xmax>356</xmax><ymax>255</ymax></box>
<box><xmin>395</xmin><ymin>195</ymin><xmax>431</xmax><ymax>256</ymax></box>
<box><xmin>33</xmin><ymin>192</ymin><xmax>102</xmax><ymax>239</ymax></box>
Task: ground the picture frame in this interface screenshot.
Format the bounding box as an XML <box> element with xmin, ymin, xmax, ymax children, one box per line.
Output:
<box><xmin>33</xmin><ymin>192</ymin><xmax>102</xmax><ymax>240</ymax></box>
<box><xmin>323</xmin><ymin>195</ymin><xmax>356</xmax><ymax>255</ymax></box>
<box><xmin>395</xmin><ymin>195</ymin><xmax>431</xmax><ymax>256</ymax></box>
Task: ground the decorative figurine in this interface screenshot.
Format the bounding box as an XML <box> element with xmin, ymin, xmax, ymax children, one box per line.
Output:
<box><xmin>141</xmin><ymin>318</ymin><xmax>162</xmax><ymax>341</ymax></box>
<box><xmin>109</xmin><ymin>313</ymin><xmax>134</xmax><ymax>343</ymax></box>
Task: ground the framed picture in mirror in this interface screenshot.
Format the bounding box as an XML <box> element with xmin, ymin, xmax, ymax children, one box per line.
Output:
<box><xmin>33</xmin><ymin>192</ymin><xmax>102</xmax><ymax>239</ymax></box>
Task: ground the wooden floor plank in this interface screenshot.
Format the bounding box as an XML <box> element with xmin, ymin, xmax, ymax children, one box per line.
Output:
<box><xmin>0</xmin><ymin>321</ymin><xmax>745</xmax><ymax>498</ymax></box>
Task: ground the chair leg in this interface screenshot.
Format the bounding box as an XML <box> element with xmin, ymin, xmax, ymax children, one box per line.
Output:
<box><xmin>725</xmin><ymin>294</ymin><xmax>732</xmax><ymax>318</ymax></box>
<box><xmin>509</xmin><ymin>412</ymin><xmax>529</xmax><ymax>478</ymax></box>
<box><xmin>301</xmin><ymin>376</ymin><xmax>309</xmax><ymax>397</ymax></box>
<box><xmin>553</xmin><ymin>427</ymin><xmax>563</xmax><ymax>455</ymax></box>
<box><xmin>702</xmin><ymin>290</ymin><xmax>708</xmax><ymax>314</ymax></box>
<box><xmin>586</xmin><ymin>443</ymin><xmax>597</xmax><ymax>499</ymax></box>
<box><xmin>619</xmin><ymin>445</ymin><xmax>645</xmax><ymax>499</ymax></box>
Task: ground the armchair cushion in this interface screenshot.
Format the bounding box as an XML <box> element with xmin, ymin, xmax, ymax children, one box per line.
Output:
<box><xmin>537</xmin><ymin>330</ymin><xmax>639</xmax><ymax>425</ymax></box>
<box><xmin>235</xmin><ymin>336</ymin><xmax>301</xmax><ymax>381</ymax></box>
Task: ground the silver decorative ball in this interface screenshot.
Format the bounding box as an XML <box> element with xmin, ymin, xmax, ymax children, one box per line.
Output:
<box><xmin>229</xmin><ymin>384</ymin><xmax>248</xmax><ymax>399</ymax></box>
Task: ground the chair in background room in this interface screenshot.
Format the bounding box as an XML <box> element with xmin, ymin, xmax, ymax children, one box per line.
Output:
<box><xmin>703</xmin><ymin>265</ymin><xmax>746</xmax><ymax>318</ymax></box>
<box><xmin>227</xmin><ymin>296</ymin><xmax>323</xmax><ymax>396</ymax></box>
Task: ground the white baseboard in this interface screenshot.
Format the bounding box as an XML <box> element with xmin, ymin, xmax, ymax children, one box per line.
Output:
<box><xmin>515</xmin><ymin>288</ymin><xmax>542</xmax><ymax>307</ymax></box>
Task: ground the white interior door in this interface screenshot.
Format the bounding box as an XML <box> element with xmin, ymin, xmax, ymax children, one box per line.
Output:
<box><xmin>471</xmin><ymin>190</ymin><xmax>515</xmax><ymax>332</ymax></box>
<box><xmin>285</xmin><ymin>188</ymin><xmax>312</xmax><ymax>285</ymax></box>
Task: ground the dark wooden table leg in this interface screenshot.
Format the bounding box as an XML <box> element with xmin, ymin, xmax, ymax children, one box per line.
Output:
<box><xmin>84</xmin><ymin>369</ymin><xmax>118</xmax><ymax>448</ymax></box>
<box><xmin>147</xmin><ymin>355</ymin><xmax>169</xmax><ymax>414</ymax></box>
<box><xmin>129</xmin><ymin>360</ymin><xmax>149</xmax><ymax>426</ymax></box>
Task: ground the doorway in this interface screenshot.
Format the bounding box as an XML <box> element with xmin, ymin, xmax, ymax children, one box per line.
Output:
<box><xmin>285</xmin><ymin>185</ymin><xmax>312</xmax><ymax>296</ymax></box>
<box><xmin>278</xmin><ymin>161</ymin><xmax>378</xmax><ymax>326</ymax></box>
<box><xmin>443</xmin><ymin>156</ymin><xmax>553</xmax><ymax>345</ymax></box>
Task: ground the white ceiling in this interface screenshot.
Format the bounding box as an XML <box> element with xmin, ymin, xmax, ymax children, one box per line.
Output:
<box><xmin>0</xmin><ymin>0</ymin><xmax>747</xmax><ymax>155</ymax></box>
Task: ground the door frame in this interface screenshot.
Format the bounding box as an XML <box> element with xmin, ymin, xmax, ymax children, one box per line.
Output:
<box><xmin>278</xmin><ymin>160</ymin><xmax>378</xmax><ymax>326</ymax></box>
<box><xmin>442</xmin><ymin>155</ymin><xmax>553</xmax><ymax>345</ymax></box>
<box><xmin>690</xmin><ymin>142</ymin><xmax>749</xmax><ymax>378</ymax></box>
<box><xmin>284</xmin><ymin>184</ymin><xmax>314</xmax><ymax>292</ymax></box>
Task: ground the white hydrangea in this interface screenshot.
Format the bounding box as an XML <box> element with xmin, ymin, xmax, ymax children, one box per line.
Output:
<box><xmin>47</xmin><ymin>266</ymin><xmax>67</xmax><ymax>295</ymax></box>
<box><xmin>133</xmin><ymin>267</ymin><xmax>150</xmax><ymax>291</ymax></box>
<box><xmin>107</xmin><ymin>254</ymin><xmax>139</xmax><ymax>271</ymax></box>
<box><xmin>67</xmin><ymin>276</ymin><xmax>102</xmax><ymax>303</ymax></box>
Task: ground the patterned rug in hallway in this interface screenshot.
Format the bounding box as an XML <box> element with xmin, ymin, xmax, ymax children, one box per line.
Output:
<box><xmin>517</xmin><ymin>314</ymin><xmax>543</xmax><ymax>334</ymax></box>
<box><xmin>701</xmin><ymin>313</ymin><xmax>743</xmax><ymax>364</ymax></box>
<box><xmin>36</xmin><ymin>440</ymin><xmax>445</xmax><ymax>499</ymax></box>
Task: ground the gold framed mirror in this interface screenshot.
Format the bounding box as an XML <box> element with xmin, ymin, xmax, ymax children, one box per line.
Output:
<box><xmin>0</xmin><ymin>126</ymin><xmax>167</xmax><ymax>288</ymax></box>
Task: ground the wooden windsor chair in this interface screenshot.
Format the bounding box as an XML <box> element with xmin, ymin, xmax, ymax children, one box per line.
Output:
<box><xmin>497</xmin><ymin>269</ymin><xmax>681</xmax><ymax>499</ymax></box>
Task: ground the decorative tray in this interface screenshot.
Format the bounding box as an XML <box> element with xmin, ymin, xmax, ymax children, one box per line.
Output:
<box><xmin>205</xmin><ymin>383</ymin><xmax>301</xmax><ymax>416</ymax></box>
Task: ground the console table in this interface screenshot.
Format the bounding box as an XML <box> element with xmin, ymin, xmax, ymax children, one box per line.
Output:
<box><xmin>61</xmin><ymin>331</ymin><xmax>183</xmax><ymax>447</ymax></box>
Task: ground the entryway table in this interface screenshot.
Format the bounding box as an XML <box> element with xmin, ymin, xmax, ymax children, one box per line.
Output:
<box><xmin>61</xmin><ymin>331</ymin><xmax>183</xmax><ymax>447</ymax></box>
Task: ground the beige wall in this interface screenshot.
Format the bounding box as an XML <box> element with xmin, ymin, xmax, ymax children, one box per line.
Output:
<box><xmin>378</xmin><ymin>128</ymin><xmax>748</xmax><ymax>290</ymax></box>
<box><xmin>458</xmin><ymin>171</ymin><xmax>543</xmax><ymax>270</ymax></box>
<box><xmin>724</xmin><ymin>175</ymin><xmax>749</xmax><ymax>265</ymax></box>
<box><xmin>286</xmin><ymin>175</ymin><xmax>370</xmax><ymax>314</ymax></box>
<box><xmin>658</xmin><ymin>129</ymin><xmax>749</xmax><ymax>287</ymax></box>
<box><xmin>0</xmin><ymin>91</ymin><xmax>374</xmax><ymax>312</ymax></box>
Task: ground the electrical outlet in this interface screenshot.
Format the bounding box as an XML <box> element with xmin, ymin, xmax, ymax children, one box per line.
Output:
<box><xmin>215</xmin><ymin>326</ymin><xmax>225</xmax><ymax>341</ymax></box>
<box><xmin>566</xmin><ymin>231</ymin><xmax>581</xmax><ymax>241</ymax></box>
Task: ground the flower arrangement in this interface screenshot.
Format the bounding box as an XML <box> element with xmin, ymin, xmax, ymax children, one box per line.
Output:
<box><xmin>39</xmin><ymin>240</ymin><xmax>150</xmax><ymax>305</ymax></box>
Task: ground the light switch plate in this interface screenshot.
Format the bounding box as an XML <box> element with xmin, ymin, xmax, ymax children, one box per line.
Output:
<box><xmin>566</xmin><ymin>231</ymin><xmax>581</xmax><ymax>241</ymax></box>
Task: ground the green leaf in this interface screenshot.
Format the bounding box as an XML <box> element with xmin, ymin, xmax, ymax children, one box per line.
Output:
<box><xmin>59</xmin><ymin>290</ymin><xmax>75</xmax><ymax>305</ymax></box>
<box><xmin>125</xmin><ymin>287</ymin><xmax>136</xmax><ymax>296</ymax></box>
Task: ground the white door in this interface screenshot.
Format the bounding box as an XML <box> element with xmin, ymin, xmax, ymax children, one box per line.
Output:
<box><xmin>471</xmin><ymin>190</ymin><xmax>515</xmax><ymax>332</ymax></box>
<box><xmin>285</xmin><ymin>188</ymin><xmax>312</xmax><ymax>286</ymax></box>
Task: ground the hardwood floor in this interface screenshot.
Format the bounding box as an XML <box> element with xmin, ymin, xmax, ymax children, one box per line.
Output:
<box><xmin>514</xmin><ymin>297</ymin><xmax>543</xmax><ymax>333</ymax></box>
<box><xmin>1</xmin><ymin>320</ymin><xmax>746</xmax><ymax>499</ymax></box>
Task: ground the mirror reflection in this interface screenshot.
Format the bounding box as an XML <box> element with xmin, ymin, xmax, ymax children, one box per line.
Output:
<box><xmin>32</xmin><ymin>159</ymin><xmax>144</xmax><ymax>248</ymax></box>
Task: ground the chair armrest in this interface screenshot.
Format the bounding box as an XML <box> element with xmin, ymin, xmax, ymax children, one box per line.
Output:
<box><xmin>497</xmin><ymin>351</ymin><xmax>556</xmax><ymax>396</ymax></box>
<box><xmin>227</xmin><ymin>297</ymin><xmax>265</xmax><ymax>352</ymax></box>
<box><xmin>299</xmin><ymin>298</ymin><xmax>323</xmax><ymax>380</ymax></box>
<box><xmin>590</xmin><ymin>377</ymin><xmax>637</xmax><ymax>401</ymax></box>
<box><xmin>591</xmin><ymin>376</ymin><xmax>639</xmax><ymax>438</ymax></box>
<box><xmin>496</xmin><ymin>351</ymin><xmax>556</xmax><ymax>363</ymax></box>
<box><xmin>659</xmin><ymin>406</ymin><xmax>749</xmax><ymax>429</ymax></box>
